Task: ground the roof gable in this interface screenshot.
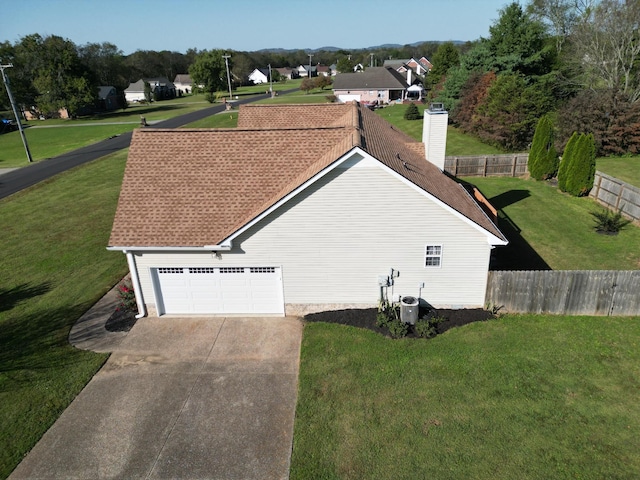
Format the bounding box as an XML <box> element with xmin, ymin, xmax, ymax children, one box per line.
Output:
<box><xmin>109</xmin><ymin>103</ymin><xmax>505</xmax><ymax>248</ymax></box>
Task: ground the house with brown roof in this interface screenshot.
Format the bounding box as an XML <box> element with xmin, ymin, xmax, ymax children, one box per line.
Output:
<box><xmin>332</xmin><ymin>67</ymin><xmax>410</xmax><ymax>105</ymax></box>
<box><xmin>108</xmin><ymin>103</ymin><xmax>507</xmax><ymax>317</ymax></box>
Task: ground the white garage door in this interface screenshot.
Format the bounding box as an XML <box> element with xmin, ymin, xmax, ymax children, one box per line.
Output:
<box><xmin>153</xmin><ymin>267</ymin><xmax>284</xmax><ymax>315</ymax></box>
<box><xmin>338</xmin><ymin>94</ymin><xmax>361</xmax><ymax>103</ymax></box>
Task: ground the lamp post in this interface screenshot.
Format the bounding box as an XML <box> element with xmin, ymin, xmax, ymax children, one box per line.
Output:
<box><xmin>0</xmin><ymin>63</ymin><xmax>32</xmax><ymax>163</ymax></box>
<box><xmin>222</xmin><ymin>54</ymin><xmax>232</xmax><ymax>100</ymax></box>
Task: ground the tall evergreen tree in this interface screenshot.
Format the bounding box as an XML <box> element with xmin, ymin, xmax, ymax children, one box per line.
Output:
<box><xmin>558</xmin><ymin>131</ymin><xmax>579</xmax><ymax>192</ymax></box>
<box><xmin>529</xmin><ymin>114</ymin><xmax>558</xmax><ymax>180</ymax></box>
<box><xmin>564</xmin><ymin>133</ymin><xmax>596</xmax><ymax>196</ymax></box>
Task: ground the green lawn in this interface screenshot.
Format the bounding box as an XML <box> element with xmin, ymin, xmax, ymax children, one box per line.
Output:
<box><xmin>596</xmin><ymin>155</ymin><xmax>640</xmax><ymax>187</ymax></box>
<box><xmin>0</xmin><ymin>152</ymin><xmax>129</xmax><ymax>478</ymax></box>
<box><xmin>375</xmin><ymin>104</ymin><xmax>504</xmax><ymax>155</ymax></box>
<box><xmin>0</xmin><ymin>97</ymin><xmax>218</xmax><ymax>168</ymax></box>
<box><xmin>291</xmin><ymin>317</ymin><xmax>640</xmax><ymax>480</ymax></box>
<box><xmin>463</xmin><ymin>176</ymin><xmax>640</xmax><ymax>270</ymax></box>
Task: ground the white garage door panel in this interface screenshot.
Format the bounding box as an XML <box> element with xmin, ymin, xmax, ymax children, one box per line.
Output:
<box><xmin>155</xmin><ymin>267</ymin><xmax>283</xmax><ymax>315</ymax></box>
<box><xmin>338</xmin><ymin>94</ymin><xmax>360</xmax><ymax>103</ymax></box>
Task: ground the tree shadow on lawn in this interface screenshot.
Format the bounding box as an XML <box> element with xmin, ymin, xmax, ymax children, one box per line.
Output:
<box><xmin>0</xmin><ymin>282</ymin><xmax>51</xmax><ymax>313</ymax></box>
<box><xmin>0</xmin><ymin>302</ymin><xmax>98</xmax><ymax>379</ymax></box>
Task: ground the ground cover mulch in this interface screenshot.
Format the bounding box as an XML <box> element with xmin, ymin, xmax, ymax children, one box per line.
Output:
<box><xmin>304</xmin><ymin>307</ymin><xmax>495</xmax><ymax>338</ymax></box>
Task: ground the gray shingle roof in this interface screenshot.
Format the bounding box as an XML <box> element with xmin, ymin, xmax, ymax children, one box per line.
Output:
<box><xmin>332</xmin><ymin>67</ymin><xmax>408</xmax><ymax>90</ymax></box>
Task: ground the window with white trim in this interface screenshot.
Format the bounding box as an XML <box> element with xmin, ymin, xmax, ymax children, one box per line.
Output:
<box><xmin>425</xmin><ymin>245</ymin><xmax>443</xmax><ymax>268</ymax></box>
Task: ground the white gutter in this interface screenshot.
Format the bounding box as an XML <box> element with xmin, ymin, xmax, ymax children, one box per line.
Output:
<box><xmin>107</xmin><ymin>245</ymin><xmax>232</xmax><ymax>252</ymax></box>
<box><xmin>124</xmin><ymin>250</ymin><xmax>146</xmax><ymax>319</ymax></box>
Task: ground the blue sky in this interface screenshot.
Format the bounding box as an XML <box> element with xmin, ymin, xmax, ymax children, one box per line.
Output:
<box><xmin>2</xmin><ymin>0</ymin><xmax>513</xmax><ymax>54</ymax></box>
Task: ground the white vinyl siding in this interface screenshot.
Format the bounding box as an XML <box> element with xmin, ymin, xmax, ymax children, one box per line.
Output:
<box><xmin>133</xmin><ymin>155</ymin><xmax>493</xmax><ymax>310</ymax></box>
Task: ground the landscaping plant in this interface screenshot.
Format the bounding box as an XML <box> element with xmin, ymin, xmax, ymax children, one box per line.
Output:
<box><xmin>528</xmin><ymin>114</ymin><xmax>558</xmax><ymax>180</ymax></box>
<box><xmin>117</xmin><ymin>280</ymin><xmax>137</xmax><ymax>313</ymax></box>
<box><xmin>559</xmin><ymin>132</ymin><xmax>596</xmax><ymax>196</ymax></box>
<box><xmin>403</xmin><ymin>103</ymin><xmax>420</xmax><ymax>120</ymax></box>
<box><xmin>591</xmin><ymin>207</ymin><xmax>631</xmax><ymax>235</ymax></box>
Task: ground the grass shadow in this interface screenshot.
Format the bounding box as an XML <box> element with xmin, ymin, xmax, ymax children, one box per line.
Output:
<box><xmin>0</xmin><ymin>301</ymin><xmax>95</xmax><ymax>377</ymax></box>
<box><xmin>490</xmin><ymin>208</ymin><xmax>551</xmax><ymax>270</ymax></box>
<box><xmin>0</xmin><ymin>282</ymin><xmax>52</xmax><ymax>313</ymax></box>
<box><xmin>489</xmin><ymin>189</ymin><xmax>531</xmax><ymax>209</ymax></box>
<box><xmin>458</xmin><ymin>182</ymin><xmax>551</xmax><ymax>270</ymax></box>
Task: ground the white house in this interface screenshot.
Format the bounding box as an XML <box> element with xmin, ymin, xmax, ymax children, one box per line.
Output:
<box><xmin>173</xmin><ymin>74</ymin><xmax>194</xmax><ymax>94</ymax></box>
<box><xmin>108</xmin><ymin>103</ymin><xmax>507</xmax><ymax>317</ymax></box>
<box><xmin>248</xmin><ymin>68</ymin><xmax>270</xmax><ymax>84</ymax></box>
<box><xmin>332</xmin><ymin>67</ymin><xmax>410</xmax><ymax>104</ymax></box>
<box><xmin>124</xmin><ymin>77</ymin><xmax>176</xmax><ymax>102</ymax></box>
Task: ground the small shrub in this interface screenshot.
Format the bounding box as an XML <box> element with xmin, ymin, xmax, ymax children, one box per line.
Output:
<box><xmin>404</xmin><ymin>103</ymin><xmax>420</xmax><ymax>120</ymax></box>
<box><xmin>117</xmin><ymin>280</ymin><xmax>137</xmax><ymax>313</ymax></box>
<box><xmin>591</xmin><ymin>208</ymin><xmax>631</xmax><ymax>234</ymax></box>
<box><xmin>387</xmin><ymin>319</ymin><xmax>409</xmax><ymax>339</ymax></box>
<box><xmin>415</xmin><ymin>315</ymin><xmax>446</xmax><ymax>339</ymax></box>
<box><xmin>376</xmin><ymin>311</ymin><xmax>391</xmax><ymax>328</ymax></box>
<box><xmin>325</xmin><ymin>95</ymin><xmax>337</xmax><ymax>103</ymax></box>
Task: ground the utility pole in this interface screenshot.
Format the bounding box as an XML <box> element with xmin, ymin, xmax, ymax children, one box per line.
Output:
<box><xmin>222</xmin><ymin>54</ymin><xmax>232</xmax><ymax>101</ymax></box>
<box><xmin>370</xmin><ymin>53</ymin><xmax>374</xmax><ymax>68</ymax></box>
<box><xmin>268</xmin><ymin>64</ymin><xmax>273</xmax><ymax>97</ymax></box>
<box><xmin>0</xmin><ymin>63</ymin><xmax>32</xmax><ymax>163</ymax></box>
<box><xmin>307</xmin><ymin>53</ymin><xmax>314</xmax><ymax>79</ymax></box>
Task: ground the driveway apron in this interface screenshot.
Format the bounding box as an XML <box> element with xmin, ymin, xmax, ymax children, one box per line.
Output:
<box><xmin>9</xmin><ymin>316</ymin><xmax>303</xmax><ymax>480</ymax></box>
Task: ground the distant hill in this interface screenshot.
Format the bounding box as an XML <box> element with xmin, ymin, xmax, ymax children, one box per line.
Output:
<box><xmin>255</xmin><ymin>40</ymin><xmax>465</xmax><ymax>54</ymax></box>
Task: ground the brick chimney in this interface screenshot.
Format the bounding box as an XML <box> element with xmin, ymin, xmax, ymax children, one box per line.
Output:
<box><xmin>422</xmin><ymin>103</ymin><xmax>448</xmax><ymax>170</ymax></box>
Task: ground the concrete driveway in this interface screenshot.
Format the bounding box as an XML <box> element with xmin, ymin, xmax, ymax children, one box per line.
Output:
<box><xmin>9</xmin><ymin>316</ymin><xmax>303</xmax><ymax>480</ymax></box>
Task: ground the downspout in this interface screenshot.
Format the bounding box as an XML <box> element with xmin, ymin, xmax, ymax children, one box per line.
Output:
<box><xmin>124</xmin><ymin>250</ymin><xmax>146</xmax><ymax>319</ymax></box>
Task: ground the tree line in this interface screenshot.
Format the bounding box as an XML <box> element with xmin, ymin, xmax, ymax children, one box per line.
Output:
<box><xmin>1</xmin><ymin>0</ymin><xmax>638</xmax><ymax>159</ymax></box>
<box><xmin>428</xmin><ymin>0</ymin><xmax>640</xmax><ymax>156</ymax></box>
<box><xmin>0</xmin><ymin>33</ymin><xmax>439</xmax><ymax>117</ymax></box>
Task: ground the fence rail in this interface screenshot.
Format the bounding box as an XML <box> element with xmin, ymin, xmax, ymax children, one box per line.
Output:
<box><xmin>590</xmin><ymin>171</ymin><xmax>640</xmax><ymax>222</ymax></box>
<box><xmin>444</xmin><ymin>153</ymin><xmax>529</xmax><ymax>177</ymax></box>
<box><xmin>486</xmin><ymin>270</ymin><xmax>640</xmax><ymax>316</ymax></box>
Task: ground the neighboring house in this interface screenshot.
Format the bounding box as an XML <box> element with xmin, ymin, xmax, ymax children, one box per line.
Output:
<box><xmin>275</xmin><ymin>67</ymin><xmax>299</xmax><ymax>80</ymax></box>
<box><xmin>98</xmin><ymin>86</ymin><xmax>121</xmax><ymax>110</ymax></box>
<box><xmin>384</xmin><ymin>57</ymin><xmax>433</xmax><ymax>76</ymax></box>
<box><xmin>332</xmin><ymin>66</ymin><xmax>410</xmax><ymax>104</ymax></box>
<box><xmin>317</xmin><ymin>64</ymin><xmax>331</xmax><ymax>77</ymax></box>
<box><xmin>329</xmin><ymin>64</ymin><xmax>338</xmax><ymax>76</ymax></box>
<box><xmin>248</xmin><ymin>68</ymin><xmax>270</xmax><ymax>84</ymax></box>
<box><xmin>125</xmin><ymin>77</ymin><xmax>176</xmax><ymax>102</ymax></box>
<box><xmin>173</xmin><ymin>74</ymin><xmax>193</xmax><ymax>94</ymax></box>
<box><xmin>108</xmin><ymin>103</ymin><xmax>507</xmax><ymax>317</ymax></box>
<box><xmin>298</xmin><ymin>64</ymin><xmax>317</xmax><ymax>77</ymax></box>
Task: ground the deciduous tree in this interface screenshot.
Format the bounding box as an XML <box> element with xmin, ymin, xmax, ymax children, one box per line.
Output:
<box><xmin>189</xmin><ymin>50</ymin><xmax>227</xmax><ymax>100</ymax></box>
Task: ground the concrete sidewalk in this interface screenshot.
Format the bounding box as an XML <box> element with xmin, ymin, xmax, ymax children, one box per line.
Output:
<box><xmin>10</xmin><ymin>316</ymin><xmax>303</xmax><ymax>480</ymax></box>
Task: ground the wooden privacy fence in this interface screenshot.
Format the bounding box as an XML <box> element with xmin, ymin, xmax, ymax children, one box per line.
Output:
<box><xmin>444</xmin><ymin>153</ymin><xmax>529</xmax><ymax>177</ymax></box>
<box><xmin>590</xmin><ymin>171</ymin><xmax>640</xmax><ymax>222</ymax></box>
<box><xmin>486</xmin><ymin>270</ymin><xmax>640</xmax><ymax>316</ymax></box>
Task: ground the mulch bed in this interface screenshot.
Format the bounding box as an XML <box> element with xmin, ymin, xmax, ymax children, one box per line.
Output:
<box><xmin>105</xmin><ymin>308</ymin><xmax>138</xmax><ymax>332</ymax></box>
<box><xmin>304</xmin><ymin>307</ymin><xmax>495</xmax><ymax>338</ymax></box>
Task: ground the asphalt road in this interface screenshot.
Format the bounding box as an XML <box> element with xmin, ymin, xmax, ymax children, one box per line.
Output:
<box><xmin>0</xmin><ymin>92</ymin><xmax>276</xmax><ymax>200</ymax></box>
